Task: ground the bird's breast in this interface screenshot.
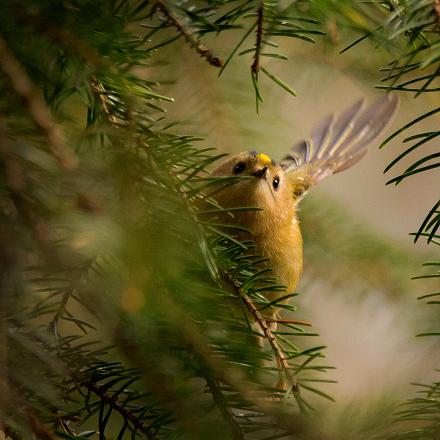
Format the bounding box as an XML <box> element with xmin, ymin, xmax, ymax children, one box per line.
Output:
<box><xmin>248</xmin><ymin>211</ymin><xmax>303</xmax><ymax>302</ymax></box>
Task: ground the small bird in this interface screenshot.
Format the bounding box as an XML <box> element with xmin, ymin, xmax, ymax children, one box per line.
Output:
<box><xmin>211</xmin><ymin>95</ymin><xmax>398</xmax><ymax>329</ymax></box>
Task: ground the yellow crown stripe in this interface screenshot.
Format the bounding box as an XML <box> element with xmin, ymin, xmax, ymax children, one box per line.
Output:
<box><xmin>256</xmin><ymin>153</ymin><xmax>272</xmax><ymax>165</ymax></box>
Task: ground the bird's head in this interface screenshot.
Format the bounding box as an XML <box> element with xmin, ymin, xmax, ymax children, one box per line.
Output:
<box><xmin>211</xmin><ymin>151</ymin><xmax>292</xmax><ymax>220</ymax></box>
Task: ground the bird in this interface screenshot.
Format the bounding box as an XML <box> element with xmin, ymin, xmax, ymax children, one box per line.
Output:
<box><xmin>211</xmin><ymin>95</ymin><xmax>398</xmax><ymax>334</ymax></box>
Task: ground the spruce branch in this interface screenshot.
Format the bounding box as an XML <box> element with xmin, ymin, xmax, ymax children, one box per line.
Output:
<box><xmin>225</xmin><ymin>272</ymin><xmax>298</xmax><ymax>393</ymax></box>
<box><xmin>0</xmin><ymin>36</ymin><xmax>78</xmax><ymax>171</ymax></box>
<box><xmin>91</xmin><ymin>77</ymin><xmax>125</xmax><ymax>126</ymax></box>
<box><xmin>82</xmin><ymin>379</ymin><xmax>157</xmax><ymax>440</ymax></box>
<box><xmin>47</xmin><ymin>260</ymin><xmax>95</xmax><ymax>338</ymax></box>
<box><xmin>204</xmin><ymin>376</ymin><xmax>244</xmax><ymax>440</ymax></box>
<box><xmin>116</xmin><ymin>314</ymin><xmax>306</xmax><ymax>439</ymax></box>
<box><xmin>154</xmin><ymin>1</ymin><xmax>223</xmax><ymax>67</ymax></box>
<box><xmin>29</xmin><ymin>330</ymin><xmax>163</xmax><ymax>439</ymax></box>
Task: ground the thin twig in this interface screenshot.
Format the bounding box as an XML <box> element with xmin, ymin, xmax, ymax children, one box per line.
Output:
<box><xmin>83</xmin><ymin>379</ymin><xmax>157</xmax><ymax>440</ymax></box>
<box><xmin>91</xmin><ymin>77</ymin><xmax>123</xmax><ymax>126</ymax></box>
<box><xmin>225</xmin><ymin>273</ymin><xmax>298</xmax><ymax>392</ymax></box>
<box><xmin>251</xmin><ymin>3</ymin><xmax>264</xmax><ymax>74</ymax></box>
<box><xmin>154</xmin><ymin>1</ymin><xmax>223</xmax><ymax>67</ymax></box>
<box><xmin>204</xmin><ymin>376</ymin><xmax>244</xmax><ymax>440</ymax></box>
<box><xmin>23</xmin><ymin>329</ymin><xmax>159</xmax><ymax>440</ymax></box>
<box><xmin>0</xmin><ymin>36</ymin><xmax>78</xmax><ymax>170</ymax></box>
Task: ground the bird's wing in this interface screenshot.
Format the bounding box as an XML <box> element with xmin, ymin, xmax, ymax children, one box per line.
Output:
<box><xmin>280</xmin><ymin>94</ymin><xmax>398</xmax><ymax>199</ymax></box>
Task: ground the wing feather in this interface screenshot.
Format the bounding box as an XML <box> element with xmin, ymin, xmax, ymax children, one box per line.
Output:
<box><xmin>280</xmin><ymin>94</ymin><xmax>398</xmax><ymax>198</ymax></box>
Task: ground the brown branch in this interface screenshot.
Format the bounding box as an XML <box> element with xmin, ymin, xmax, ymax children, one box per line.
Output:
<box><xmin>82</xmin><ymin>379</ymin><xmax>157</xmax><ymax>440</ymax></box>
<box><xmin>251</xmin><ymin>3</ymin><xmax>264</xmax><ymax>75</ymax></box>
<box><xmin>90</xmin><ymin>77</ymin><xmax>123</xmax><ymax>126</ymax></box>
<box><xmin>225</xmin><ymin>273</ymin><xmax>298</xmax><ymax>392</ymax></box>
<box><xmin>90</xmin><ymin>77</ymin><xmax>134</xmax><ymax>129</ymax></box>
<box><xmin>154</xmin><ymin>1</ymin><xmax>223</xmax><ymax>67</ymax></box>
<box><xmin>0</xmin><ymin>36</ymin><xmax>78</xmax><ymax>171</ymax></box>
<box><xmin>204</xmin><ymin>375</ymin><xmax>244</xmax><ymax>440</ymax></box>
<box><xmin>20</xmin><ymin>330</ymin><xmax>158</xmax><ymax>439</ymax></box>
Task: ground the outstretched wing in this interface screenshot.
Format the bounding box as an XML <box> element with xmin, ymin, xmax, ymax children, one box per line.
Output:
<box><xmin>281</xmin><ymin>94</ymin><xmax>398</xmax><ymax>199</ymax></box>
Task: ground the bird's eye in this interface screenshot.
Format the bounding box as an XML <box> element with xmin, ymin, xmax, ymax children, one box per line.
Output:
<box><xmin>273</xmin><ymin>176</ymin><xmax>280</xmax><ymax>191</ymax></box>
<box><xmin>233</xmin><ymin>162</ymin><xmax>246</xmax><ymax>174</ymax></box>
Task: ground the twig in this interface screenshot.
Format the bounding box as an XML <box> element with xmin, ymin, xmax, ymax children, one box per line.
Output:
<box><xmin>251</xmin><ymin>3</ymin><xmax>264</xmax><ymax>74</ymax></box>
<box><xmin>23</xmin><ymin>330</ymin><xmax>159</xmax><ymax>440</ymax></box>
<box><xmin>83</xmin><ymin>379</ymin><xmax>157</xmax><ymax>440</ymax></box>
<box><xmin>0</xmin><ymin>36</ymin><xmax>78</xmax><ymax>170</ymax></box>
<box><xmin>225</xmin><ymin>273</ymin><xmax>298</xmax><ymax>392</ymax></box>
<box><xmin>154</xmin><ymin>1</ymin><xmax>223</xmax><ymax>67</ymax></box>
<box><xmin>91</xmin><ymin>77</ymin><xmax>122</xmax><ymax>126</ymax></box>
<box><xmin>204</xmin><ymin>376</ymin><xmax>244</xmax><ymax>440</ymax></box>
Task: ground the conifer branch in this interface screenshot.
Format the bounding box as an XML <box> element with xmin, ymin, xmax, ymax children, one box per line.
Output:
<box><xmin>82</xmin><ymin>379</ymin><xmax>157</xmax><ymax>440</ymax></box>
<box><xmin>251</xmin><ymin>3</ymin><xmax>264</xmax><ymax>75</ymax></box>
<box><xmin>204</xmin><ymin>376</ymin><xmax>244</xmax><ymax>440</ymax></box>
<box><xmin>0</xmin><ymin>36</ymin><xmax>78</xmax><ymax>171</ymax></box>
<box><xmin>91</xmin><ymin>78</ymin><xmax>123</xmax><ymax>126</ymax></box>
<box><xmin>154</xmin><ymin>1</ymin><xmax>223</xmax><ymax>67</ymax></box>
<box><xmin>116</xmin><ymin>317</ymin><xmax>305</xmax><ymax>438</ymax></box>
<box><xmin>225</xmin><ymin>273</ymin><xmax>298</xmax><ymax>392</ymax></box>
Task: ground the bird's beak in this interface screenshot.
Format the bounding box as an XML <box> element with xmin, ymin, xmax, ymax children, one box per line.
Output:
<box><xmin>252</xmin><ymin>166</ymin><xmax>268</xmax><ymax>178</ymax></box>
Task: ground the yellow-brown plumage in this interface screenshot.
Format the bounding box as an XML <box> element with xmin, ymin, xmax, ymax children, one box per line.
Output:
<box><xmin>211</xmin><ymin>95</ymin><xmax>398</xmax><ymax>323</ymax></box>
<box><xmin>212</xmin><ymin>152</ymin><xmax>302</xmax><ymax>314</ymax></box>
